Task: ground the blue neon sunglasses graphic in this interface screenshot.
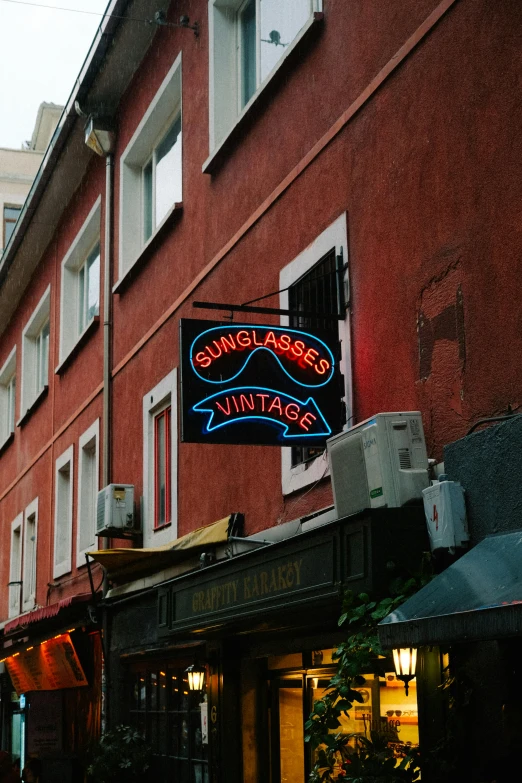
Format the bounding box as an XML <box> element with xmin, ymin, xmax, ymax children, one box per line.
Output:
<box><xmin>189</xmin><ymin>325</ymin><xmax>335</xmax><ymax>388</ymax></box>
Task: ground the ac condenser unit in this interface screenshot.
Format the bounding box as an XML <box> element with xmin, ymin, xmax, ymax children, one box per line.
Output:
<box><xmin>96</xmin><ymin>484</ymin><xmax>136</xmax><ymax>536</ymax></box>
<box><xmin>327</xmin><ymin>412</ymin><xmax>430</xmax><ymax>518</ymax></box>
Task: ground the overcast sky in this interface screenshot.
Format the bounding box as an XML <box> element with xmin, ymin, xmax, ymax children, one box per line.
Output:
<box><xmin>0</xmin><ymin>0</ymin><xmax>110</xmax><ymax>149</ymax></box>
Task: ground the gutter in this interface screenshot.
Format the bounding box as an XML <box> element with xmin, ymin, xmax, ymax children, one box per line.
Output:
<box><xmin>0</xmin><ymin>0</ymin><xmax>129</xmax><ymax>292</ymax></box>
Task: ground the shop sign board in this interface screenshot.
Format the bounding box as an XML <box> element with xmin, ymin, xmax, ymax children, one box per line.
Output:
<box><xmin>4</xmin><ymin>633</ymin><xmax>88</xmax><ymax>696</ymax></box>
<box><xmin>160</xmin><ymin>534</ymin><xmax>338</xmax><ymax>633</ymax></box>
<box><xmin>180</xmin><ymin>319</ymin><xmax>343</xmax><ymax>446</ymax></box>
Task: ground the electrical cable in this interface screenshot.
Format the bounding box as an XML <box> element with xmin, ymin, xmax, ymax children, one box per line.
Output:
<box><xmin>0</xmin><ymin>0</ymin><xmax>156</xmax><ymax>25</ymax></box>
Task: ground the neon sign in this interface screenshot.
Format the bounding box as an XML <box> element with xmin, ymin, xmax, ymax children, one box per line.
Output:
<box><xmin>180</xmin><ymin>319</ymin><xmax>343</xmax><ymax>446</ymax></box>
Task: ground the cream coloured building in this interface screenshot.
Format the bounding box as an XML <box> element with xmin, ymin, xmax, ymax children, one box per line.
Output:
<box><xmin>0</xmin><ymin>102</ymin><xmax>62</xmax><ymax>252</ymax></box>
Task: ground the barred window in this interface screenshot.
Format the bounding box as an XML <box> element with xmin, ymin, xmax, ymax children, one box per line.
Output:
<box><xmin>288</xmin><ymin>248</ymin><xmax>342</xmax><ymax>466</ymax></box>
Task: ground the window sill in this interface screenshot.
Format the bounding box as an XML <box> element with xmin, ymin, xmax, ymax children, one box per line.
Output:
<box><xmin>114</xmin><ymin>202</ymin><xmax>183</xmax><ymax>295</ymax></box>
<box><xmin>0</xmin><ymin>431</ymin><xmax>14</xmax><ymax>456</ymax></box>
<box><xmin>17</xmin><ymin>385</ymin><xmax>48</xmax><ymax>428</ymax></box>
<box><xmin>282</xmin><ymin>449</ymin><xmax>330</xmax><ymax>496</ymax></box>
<box><xmin>55</xmin><ymin>316</ymin><xmax>100</xmax><ymax>375</ymax></box>
<box><xmin>203</xmin><ymin>12</ymin><xmax>324</xmax><ymax>176</ymax></box>
<box><xmin>154</xmin><ymin>522</ymin><xmax>172</xmax><ymax>533</ymax></box>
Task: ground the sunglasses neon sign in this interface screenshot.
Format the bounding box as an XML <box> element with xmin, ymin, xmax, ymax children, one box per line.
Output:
<box><xmin>180</xmin><ymin>319</ymin><xmax>342</xmax><ymax>446</ymax></box>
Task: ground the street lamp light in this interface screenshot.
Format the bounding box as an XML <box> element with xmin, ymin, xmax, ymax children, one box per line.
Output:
<box><xmin>185</xmin><ymin>663</ymin><xmax>206</xmax><ymax>692</ymax></box>
<box><xmin>392</xmin><ymin>648</ymin><xmax>417</xmax><ymax>696</ymax></box>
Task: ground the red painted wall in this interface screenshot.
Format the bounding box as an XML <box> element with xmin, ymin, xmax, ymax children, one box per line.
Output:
<box><xmin>1</xmin><ymin>0</ymin><xmax>522</xmax><ymax>614</ymax></box>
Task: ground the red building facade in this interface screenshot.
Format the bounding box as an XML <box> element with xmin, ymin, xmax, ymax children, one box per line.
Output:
<box><xmin>0</xmin><ymin>0</ymin><xmax>521</xmax><ymax>780</ymax></box>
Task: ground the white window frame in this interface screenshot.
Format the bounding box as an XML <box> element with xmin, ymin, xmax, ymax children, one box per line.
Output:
<box><xmin>76</xmin><ymin>419</ymin><xmax>99</xmax><ymax>566</ymax></box>
<box><xmin>142</xmin><ymin>369</ymin><xmax>178</xmax><ymax>548</ymax></box>
<box><xmin>8</xmin><ymin>514</ymin><xmax>23</xmax><ymax>619</ymax></box>
<box><xmin>22</xmin><ymin>497</ymin><xmax>38</xmax><ymax>613</ymax></box>
<box><xmin>20</xmin><ymin>285</ymin><xmax>51</xmax><ymax>420</ymax></box>
<box><xmin>54</xmin><ymin>444</ymin><xmax>74</xmax><ymax>578</ymax></box>
<box><xmin>0</xmin><ymin>346</ymin><xmax>16</xmax><ymax>448</ymax></box>
<box><xmin>207</xmin><ymin>0</ymin><xmax>322</xmax><ymax>160</ymax></box>
<box><xmin>279</xmin><ymin>213</ymin><xmax>351</xmax><ymax>496</ymax></box>
<box><xmin>58</xmin><ymin>197</ymin><xmax>101</xmax><ymax>365</ymax></box>
<box><xmin>118</xmin><ymin>53</ymin><xmax>182</xmax><ymax>284</ymax></box>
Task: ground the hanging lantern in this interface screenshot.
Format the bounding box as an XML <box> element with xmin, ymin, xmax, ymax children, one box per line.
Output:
<box><xmin>392</xmin><ymin>648</ymin><xmax>417</xmax><ymax>696</ymax></box>
<box><xmin>185</xmin><ymin>663</ymin><xmax>206</xmax><ymax>691</ymax></box>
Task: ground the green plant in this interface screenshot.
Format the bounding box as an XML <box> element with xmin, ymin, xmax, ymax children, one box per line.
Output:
<box><xmin>86</xmin><ymin>725</ymin><xmax>152</xmax><ymax>783</ymax></box>
<box><xmin>306</xmin><ymin>556</ymin><xmax>433</xmax><ymax>783</ymax></box>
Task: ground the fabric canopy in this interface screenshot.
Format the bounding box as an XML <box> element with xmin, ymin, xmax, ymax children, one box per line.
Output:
<box><xmin>87</xmin><ymin>515</ymin><xmax>232</xmax><ymax>577</ymax></box>
<box><xmin>378</xmin><ymin>530</ymin><xmax>522</xmax><ymax>648</ymax></box>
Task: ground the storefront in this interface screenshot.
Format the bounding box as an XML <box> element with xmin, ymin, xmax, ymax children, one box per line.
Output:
<box><xmin>96</xmin><ymin>507</ymin><xmax>440</xmax><ymax>782</ymax></box>
<box><xmin>0</xmin><ymin>595</ymin><xmax>101</xmax><ymax>781</ymax></box>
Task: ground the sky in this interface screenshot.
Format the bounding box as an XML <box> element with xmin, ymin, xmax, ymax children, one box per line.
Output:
<box><xmin>0</xmin><ymin>0</ymin><xmax>111</xmax><ymax>149</ymax></box>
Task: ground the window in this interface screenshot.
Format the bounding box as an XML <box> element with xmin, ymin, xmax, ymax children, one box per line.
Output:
<box><xmin>128</xmin><ymin>661</ymin><xmax>208</xmax><ymax>781</ymax></box>
<box><xmin>154</xmin><ymin>407</ymin><xmax>171</xmax><ymax>529</ymax></box>
<box><xmin>22</xmin><ymin>498</ymin><xmax>38</xmax><ymax>612</ymax></box>
<box><xmin>143</xmin><ymin>370</ymin><xmax>177</xmax><ymax>547</ymax></box>
<box><xmin>143</xmin><ymin>116</ymin><xmax>182</xmax><ymax>243</ymax></box>
<box><xmin>21</xmin><ymin>285</ymin><xmax>51</xmax><ymax>418</ymax></box>
<box><xmin>0</xmin><ymin>347</ymin><xmax>16</xmax><ymax>448</ymax></box>
<box><xmin>8</xmin><ymin>514</ymin><xmax>23</xmax><ymax>618</ymax></box>
<box><xmin>59</xmin><ymin>197</ymin><xmax>101</xmax><ymax>364</ymax></box>
<box><xmin>3</xmin><ymin>205</ymin><xmax>22</xmax><ymax>249</ymax></box>
<box><xmin>77</xmin><ymin>420</ymin><xmax>99</xmax><ymax>565</ymax></box>
<box><xmin>279</xmin><ymin>214</ymin><xmax>350</xmax><ymax>495</ymax></box>
<box><xmin>119</xmin><ymin>54</ymin><xmax>182</xmax><ymax>281</ymax></box>
<box><xmin>54</xmin><ymin>445</ymin><xmax>73</xmax><ymax>578</ymax></box>
<box><xmin>208</xmin><ymin>0</ymin><xmax>320</xmax><ymax>152</ymax></box>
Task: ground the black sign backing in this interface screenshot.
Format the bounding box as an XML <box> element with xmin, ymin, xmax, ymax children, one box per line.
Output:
<box><xmin>180</xmin><ymin>319</ymin><xmax>343</xmax><ymax>446</ymax></box>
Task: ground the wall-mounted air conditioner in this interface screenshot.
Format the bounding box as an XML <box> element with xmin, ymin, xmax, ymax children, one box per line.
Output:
<box><xmin>327</xmin><ymin>412</ymin><xmax>430</xmax><ymax>518</ymax></box>
<box><xmin>423</xmin><ymin>477</ymin><xmax>469</xmax><ymax>552</ymax></box>
<box><xmin>96</xmin><ymin>484</ymin><xmax>136</xmax><ymax>536</ymax></box>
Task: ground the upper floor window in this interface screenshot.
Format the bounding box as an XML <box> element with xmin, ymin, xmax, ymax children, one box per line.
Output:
<box><xmin>0</xmin><ymin>347</ymin><xmax>16</xmax><ymax>448</ymax></box>
<box><xmin>21</xmin><ymin>286</ymin><xmax>51</xmax><ymax>418</ymax></box>
<box><xmin>22</xmin><ymin>499</ymin><xmax>38</xmax><ymax>613</ymax></box>
<box><xmin>59</xmin><ymin>197</ymin><xmax>101</xmax><ymax>365</ymax></box>
<box><xmin>143</xmin><ymin>369</ymin><xmax>178</xmax><ymax>547</ymax></box>
<box><xmin>208</xmin><ymin>0</ymin><xmax>319</xmax><ymax>152</ymax></box>
<box><xmin>77</xmin><ymin>419</ymin><xmax>99</xmax><ymax>565</ymax></box>
<box><xmin>54</xmin><ymin>445</ymin><xmax>73</xmax><ymax>578</ymax></box>
<box><xmin>154</xmin><ymin>406</ymin><xmax>171</xmax><ymax>529</ymax></box>
<box><xmin>119</xmin><ymin>54</ymin><xmax>182</xmax><ymax>283</ymax></box>
<box><xmin>279</xmin><ymin>213</ymin><xmax>350</xmax><ymax>496</ymax></box>
<box><xmin>3</xmin><ymin>205</ymin><xmax>22</xmax><ymax>249</ymax></box>
<box><xmin>143</xmin><ymin>116</ymin><xmax>182</xmax><ymax>242</ymax></box>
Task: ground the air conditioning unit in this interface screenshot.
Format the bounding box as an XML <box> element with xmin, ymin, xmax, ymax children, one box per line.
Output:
<box><xmin>96</xmin><ymin>484</ymin><xmax>136</xmax><ymax>536</ymax></box>
<box><xmin>423</xmin><ymin>477</ymin><xmax>469</xmax><ymax>552</ymax></box>
<box><xmin>327</xmin><ymin>412</ymin><xmax>430</xmax><ymax>518</ymax></box>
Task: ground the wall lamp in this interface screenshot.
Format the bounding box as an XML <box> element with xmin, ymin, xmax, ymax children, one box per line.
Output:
<box><xmin>185</xmin><ymin>663</ymin><xmax>206</xmax><ymax>692</ymax></box>
<box><xmin>84</xmin><ymin>116</ymin><xmax>116</xmax><ymax>157</ymax></box>
<box><xmin>392</xmin><ymin>647</ymin><xmax>417</xmax><ymax>696</ymax></box>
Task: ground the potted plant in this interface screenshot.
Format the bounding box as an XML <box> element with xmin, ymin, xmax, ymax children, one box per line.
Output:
<box><xmin>86</xmin><ymin>725</ymin><xmax>152</xmax><ymax>783</ymax></box>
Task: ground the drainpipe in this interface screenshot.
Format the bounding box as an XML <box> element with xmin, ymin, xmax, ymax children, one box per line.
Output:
<box><xmin>84</xmin><ymin>118</ymin><xmax>116</xmax><ymax>734</ymax></box>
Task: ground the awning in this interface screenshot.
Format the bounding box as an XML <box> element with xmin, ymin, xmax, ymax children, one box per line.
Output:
<box><xmin>378</xmin><ymin>531</ymin><xmax>522</xmax><ymax>648</ymax></box>
<box><xmin>4</xmin><ymin>593</ymin><xmax>93</xmax><ymax>635</ymax></box>
<box><xmin>87</xmin><ymin>515</ymin><xmax>232</xmax><ymax>578</ymax></box>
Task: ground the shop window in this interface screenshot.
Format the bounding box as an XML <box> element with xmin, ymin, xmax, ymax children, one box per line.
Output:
<box><xmin>54</xmin><ymin>445</ymin><xmax>73</xmax><ymax>578</ymax></box>
<box><xmin>264</xmin><ymin>657</ymin><xmax>419</xmax><ymax>781</ymax></box>
<box><xmin>143</xmin><ymin>370</ymin><xmax>177</xmax><ymax>546</ymax></box>
<box><xmin>3</xmin><ymin>205</ymin><xmax>21</xmax><ymax>249</ymax></box>
<box><xmin>128</xmin><ymin>663</ymin><xmax>209</xmax><ymax>781</ymax></box>
<box><xmin>279</xmin><ymin>213</ymin><xmax>350</xmax><ymax>495</ymax></box>
<box><xmin>77</xmin><ymin>419</ymin><xmax>99</xmax><ymax>565</ymax></box>
<box><xmin>59</xmin><ymin>197</ymin><xmax>101</xmax><ymax>365</ymax></box>
<box><xmin>119</xmin><ymin>53</ymin><xmax>182</xmax><ymax>282</ymax></box>
<box><xmin>0</xmin><ymin>346</ymin><xmax>16</xmax><ymax>449</ymax></box>
<box><xmin>20</xmin><ymin>286</ymin><xmax>51</xmax><ymax>420</ymax></box>
<box><xmin>208</xmin><ymin>0</ymin><xmax>321</xmax><ymax>153</ymax></box>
